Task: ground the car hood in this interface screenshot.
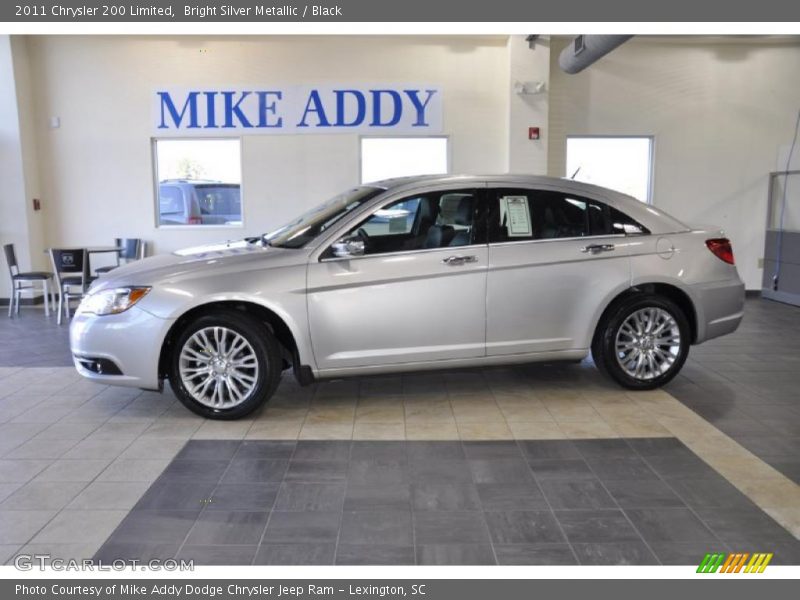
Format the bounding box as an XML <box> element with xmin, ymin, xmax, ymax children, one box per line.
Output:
<box><xmin>90</xmin><ymin>240</ymin><xmax>305</xmax><ymax>291</ymax></box>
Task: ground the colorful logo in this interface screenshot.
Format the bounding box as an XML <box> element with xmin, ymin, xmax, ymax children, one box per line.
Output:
<box><xmin>697</xmin><ymin>552</ymin><xmax>773</xmax><ymax>573</ymax></box>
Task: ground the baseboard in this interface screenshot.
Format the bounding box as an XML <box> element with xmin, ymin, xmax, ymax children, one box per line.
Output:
<box><xmin>745</xmin><ymin>289</ymin><xmax>762</xmax><ymax>298</ymax></box>
<box><xmin>0</xmin><ymin>294</ymin><xmax>46</xmax><ymax>307</ymax></box>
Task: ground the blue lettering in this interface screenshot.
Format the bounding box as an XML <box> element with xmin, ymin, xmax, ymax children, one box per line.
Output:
<box><xmin>404</xmin><ymin>89</ymin><xmax>437</xmax><ymax>127</ymax></box>
<box><xmin>297</xmin><ymin>90</ymin><xmax>331</xmax><ymax>127</ymax></box>
<box><xmin>256</xmin><ymin>91</ymin><xmax>283</xmax><ymax>128</ymax></box>
<box><xmin>157</xmin><ymin>91</ymin><xmax>200</xmax><ymax>129</ymax></box>
<box><xmin>334</xmin><ymin>90</ymin><xmax>366</xmax><ymax>127</ymax></box>
<box><xmin>222</xmin><ymin>91</ymin><xmax>253</xmax><ymax>128</ymax></box>
<box><xmin>203</xmin><ymin>91</ymin><xmax>218</xmax><ymax>128</ymax></box>
<box><xmin>370</xmin><ymin>90</ymin><xmax>402</xmax><ymax>127</ymax></box>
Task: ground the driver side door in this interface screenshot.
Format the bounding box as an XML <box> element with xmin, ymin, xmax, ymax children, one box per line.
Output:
<box><xmin>306</xmin><ymin>187</ymin><xmax>488</xmax><ymax>372</ymax></box>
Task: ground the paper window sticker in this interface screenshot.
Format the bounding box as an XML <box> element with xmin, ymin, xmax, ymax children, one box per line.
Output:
<box><xmin>500</xmin><ymin>196</ymin><xmax>533</xmax><ymax>237</ymax></box>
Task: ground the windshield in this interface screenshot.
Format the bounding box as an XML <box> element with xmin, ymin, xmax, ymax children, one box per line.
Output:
<box><xmin>264</xmin><ymin>186</ymin><xmax>384</xmax><ymax>248</ymax></box>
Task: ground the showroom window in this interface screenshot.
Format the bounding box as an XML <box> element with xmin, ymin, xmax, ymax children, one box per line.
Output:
<box><xmin>360</xmin><ymin>137</ymin><xmax>448</xmax><ymax>183</ymax></box>
<box><xmin>566</xmin><ymin>136</ymin><xmax>653</xmax><ymax>203</ymax></box>
<box><xmin>153</xmin><ymin>138</ymin><xmax>243</xmax><ymax>227</ymax></box>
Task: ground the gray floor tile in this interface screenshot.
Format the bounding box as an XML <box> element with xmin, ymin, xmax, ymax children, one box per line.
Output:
<box><xmin>638</xmin><ymin>455</ymin><xmax>719</xmax><ymax>480</ymax></box>
<box><xmin>206</xmin><ymin>483</ymin><xmax>279</xmax><ymax>511</ymax></box>
<box><xmin>253</xmin><ymin>543</ymin><xmax>335</xmax><ymax>565</ymax></box>
<box><xmin>572</xmin><ymin>542</ymin><xmax>659</xmax><ymax>565</ymax></box>
<box><xmin>0</xmin><ymin>460</ymin><xmax>53</xmax><ymax>483</ymax></box>
<box><xmin>468</xmin><ymin>457</ymin><xmax>533</xmax><ymax>484</ymax></box>
<box><xmin>134</xmin><ymin>480</ymin><xmax>217</xmax><ymax>511</ymax></box>
<box><xmin>603</xmin><ymin>479</ymin><xmax>685</xmax><ymax>509</ymax></box>
<box><xmin>666</xmin><ymin>478</ymin><xmax>759</xmax><ymax>509</ymax></box>
<box><xmin>335</xmin><ymin>543</ymin><xmax>414</xmax><ymax>565</ymax></box>
<box><xmin>94</xmin><ymin>541</ymin><xmax>180</xmax><ymax>562</ymax></box>
<box><xmin>284</xmin><ymin>460</ymin><xmax>348</xmax><ymax>483</ymax></box>
<box><xmin>350</xmin><ymin>441</ymin><xmax>407</xmax><ymax>461</ymax></box>
<box><xmin>159</xmin><ymin>459</ymin><xmax>229</xmax><ymax>482</ymax></box>
<box><xmin>476</xmin><ymin>482</ymin><xmax>549</xmax><ymax>511</ymax></box>
<box><xmin>340</xmin><ymin>510</ymin><xmax>412</xmax><ymax>546</ymax></box>
<box><xmin>572</xmin><ymin>439</ymin><xmax>636</xmax><ymax>459</ymax></box>
<box><xmin>538</xmin><ymin>479</ymin><xmax>617</xmax><ymax>510</ymax></box>
<box><xmin>176</xmin><ymin>544</ymin><xmax>257</xmax><ymax>565</ymax></box>
<box><xmin>494</xmin><ymin>543</ymin><xmax>577</xmax><ymax>565</ymax></box>
<box><xmin>519</xmin><ymin>440</ymin><xmax>580</xmax><ymax>460</ymax></box>
<box><xmin>462</xmin><ymin>441</ymin><xmax>522</xmax><ymax>459</ymax></box>
<box><xmin>274</xmin><ymin>483</ymin><xmax>345</xmax><ymax>512</ymax></box>
<box><xmin>31</xmin><ymin>509</ymin><xmax>127</xmax><ymax>544</ymax></box>
<box><xmin>411</xmin><ymin>483</ymin><xmax>481</xmax><ymax>511</ymax></box>
<box><xmin>416</xmin><ymin>544</ymin><xmax>495</xmax><ymax>565</ymax></box>
<box><xmin>347</xmin><ymin>459</ymin><xmax>409</xmax><ymax>486</ymax></box>
<box><xmin>411</xmin><ymin>460</ymin><xmax>473</xmax><ymax>484</ymax></box>
<box><xmin>292</xmin><ymin>440</ymin><xmax>351</xmax><ymax>461</ymax></box>
<box><xmin>650</xmin><ymin>542</ymin><xmax>730</xmax><ymax>566</ymax></box>
<box><xmin>414</xmin><ymin>511</ymin><xmax>491</xmax><ymax>545</ymax></box>
<box><xmin>528</xmin><ymin>458</ymin><xmax>595</xmax><ymax>480</ymax></box>
<box><xmin>625</xmin><ymin>508</ymin><xmax>720</xmax><ymax>543</ymax></box>
<box><xmin>223</xmin><ymin>459</ymin><xmax>289</xmax><ymax>483</ymax></box>
<box><xmin>585</xmin><ymin>456</ymin><xmax>658</xmax><ymax>481</ymax></box>
<box><xmin>262</xmin><ymin>511</ymin><xmax>341</xmax><ymax>543</ymax></box>
<box><xmin>106</xmin><ymin>510</ymin><xmax>200</xmax><ymax>544</ymax></box>
<box><xmin>555</xmin><ymin>510</ymin><xmax>642</xmax><ymax>543</ymax></box>
<box><xmin>484</xmin><ymin>510</ymin><xmax>565</xmax><ymax>544</ymax></box>
<box><xmin>235</xmin><ymin>440</ymin><xmax>296</xmax><ymax>459</ymax></box>
<box><xmin>693</xmin><ymin>508</ymin><xmax>798</xmax><ymax>545</ymax></box>
<box><xmin>175</xmin><ymin>440</ymin><xmax>241</xmax><ymax>461</ymax></box>
<box><xmin>406</xmin><ymin>441</ymin><xmax>464</xmax><ymax>461</ymax></box>
<box><xmin>344</xmin><ymin>484</ymin><xmax>411</xmax><ymax>511</ymax></box>
<box><xmin>184</xmin><ymin>511</ymin><xmax>269</xmax><ymax>545</ymax></box>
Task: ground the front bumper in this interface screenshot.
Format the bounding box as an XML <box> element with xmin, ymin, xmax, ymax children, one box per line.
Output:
<box><xmin>69</xmin><ymin>305</ymin><xmax>175</xmax><ymax>390</ymax></box>
<box><xmin>691</xmin><ymin>278</ymin><xmax>745</xmax><ymax>343</ymax></box>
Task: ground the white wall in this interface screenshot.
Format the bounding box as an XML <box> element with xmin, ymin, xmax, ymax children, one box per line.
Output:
<box><xmin>548</xmin><ymin>36</ymin><xmax>800</xmax><ymax>290</ymax></box>
<box><xmin>23</xmin><ymin>35</ymin><xmax>511</xmax><ymax>262</ymax></box>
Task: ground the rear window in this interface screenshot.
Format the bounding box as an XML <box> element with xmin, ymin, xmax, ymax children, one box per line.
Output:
<box><xmin>195</xmin><ymin>185</ymin><xmax>241</xmax><ymax>216</ymax></box>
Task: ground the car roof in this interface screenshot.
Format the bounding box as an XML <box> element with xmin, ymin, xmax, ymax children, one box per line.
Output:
<box><xmin>364</xmin><ymin>174</ymin><xmax>688</xmax><ymax>234</ymax></box>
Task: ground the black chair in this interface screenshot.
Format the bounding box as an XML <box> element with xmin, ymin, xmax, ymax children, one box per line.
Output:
<box><xmin>4</xmin><ymin>243</ymin><xmax>54</xmax><ymax>318</ymax></box>
<box><xmin>95</xmin><ymin>238</ymin><xmax>144</xmax><ymax>275</ymax></box>
<box><xmin>49</xmin><ymin>248</ymin><xmax>94</xmax><ymax>325</ymax></box>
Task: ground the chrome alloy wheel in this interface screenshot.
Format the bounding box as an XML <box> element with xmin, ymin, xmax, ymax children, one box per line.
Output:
<box><xmin>614</xmin><ymin>307</ymin><xmax>681</xmax><ymax>381</ymax></box>
<box><xmin>178</xmin><ymin>326</ymin><xmax>260</xmax><ymax>409</ymax></box>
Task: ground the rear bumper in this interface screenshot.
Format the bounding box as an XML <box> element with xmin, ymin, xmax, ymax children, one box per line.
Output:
<box><xmin>691</xmin><ymin>278</ymin><xmax>745</xmax><ymax>343</ymax></box>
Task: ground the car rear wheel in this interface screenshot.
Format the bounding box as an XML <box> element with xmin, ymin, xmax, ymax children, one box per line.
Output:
<box><xmin>592</xmin><ymin>295</ymin><xmax>690</xmax><ymax>390</ymax></box>
<box><xmin>169</xmin><ymin>310</ymin><xmax>282</xmax><ymax>419</ymax></box>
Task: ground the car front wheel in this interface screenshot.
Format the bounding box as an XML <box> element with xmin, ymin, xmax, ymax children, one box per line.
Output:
<box><xmin>592</xmin><ymin>295</ymin><xmax>690</xmax><ymax>390</ymax></box>
<box><xmin>169</xmin><ymin>310</ymin><xmax>282</xmax><ymax>419</ymax></box>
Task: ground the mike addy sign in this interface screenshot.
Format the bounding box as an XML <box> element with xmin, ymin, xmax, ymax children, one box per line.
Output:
<box><xmin>154</xmin><ymin>85</ymin><xmax>443</xmax><ymax>135</ymax></box>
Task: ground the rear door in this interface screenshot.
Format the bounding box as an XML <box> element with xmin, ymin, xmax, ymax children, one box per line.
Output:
<box><xmin>307</xmin><ymin>187</ymin><xmax>489</xmax><ymax>371</ymax></box>
<box><xmin>485</xmin><ymin>185</ymin><xmax>632</xmax><ymax>355</ymax></box>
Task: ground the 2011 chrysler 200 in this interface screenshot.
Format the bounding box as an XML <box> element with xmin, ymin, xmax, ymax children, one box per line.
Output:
<box><xmin>70</xmin><ymin>175</ymin><xmax>745</xmax><ymax>419</ymax></box>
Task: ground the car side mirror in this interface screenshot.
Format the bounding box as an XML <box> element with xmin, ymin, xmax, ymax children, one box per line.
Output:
<box><xmin>331</xmin><ymin>237</ymin><xmax>365</xmax><ymax>258</ymax></box>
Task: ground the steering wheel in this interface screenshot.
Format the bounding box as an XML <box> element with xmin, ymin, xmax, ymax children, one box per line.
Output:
<box><xmin>356</xmin><ymin>227</ymin><xmax>371</xmax><ymax>251</ymax></box>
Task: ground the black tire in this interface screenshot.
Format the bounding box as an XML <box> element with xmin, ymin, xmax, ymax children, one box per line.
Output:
<box><xmin>169</xmin><ymin>310</ymin><xmax>282</xmax><ymax>419</ymax></box>
<box><xmin>592</xmin><ymin>295</ymin><xmax>690</xmax><ymax>390</ymax></box>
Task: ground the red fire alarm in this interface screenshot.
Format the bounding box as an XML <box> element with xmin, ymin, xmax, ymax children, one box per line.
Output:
<box><xmin>528</xmin><ymin>127</ymin><xmax>540</xmax><ymax>140</ymax></box>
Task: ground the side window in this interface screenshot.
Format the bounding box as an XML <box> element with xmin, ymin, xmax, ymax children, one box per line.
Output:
<box><xmin>337</xmin><ymin>188</ymin><xmax>480</xmax><ymax>256</ymax></box>
<box><xmin>159</xmin><ymin>186</ymin><xmax>183</xmax><ymax>216</ymax></box>
<box><xmin>489</xmin><ymin>189</ymin><xmax>612</xmax><ymax>242</ymax></box>
<box><xmin>610</xmin><ymin>207</ymin><xmax>650</xmax><ymax>235</ymax></box>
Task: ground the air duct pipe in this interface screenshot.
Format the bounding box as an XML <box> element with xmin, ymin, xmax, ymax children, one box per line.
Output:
<box><xmin>558</xmin><ymin>35</ymin><xmax>633</xmax><ymax>74</ymax></box>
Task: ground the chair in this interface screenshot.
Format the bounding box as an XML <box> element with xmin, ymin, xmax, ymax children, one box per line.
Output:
<box><xmin>95</xmin><ymin>238</ymin><xmax>144</xmax><ymax>275</ymax></box>
<box><xmin>4</xmin><ymin>244</ymin><xmax>54</xmax><ymax>318</ymax></box>
<box><xmin>49</xmin><ymin>248</ymin><xmax>94</xmax><ymax>325</ymax></box>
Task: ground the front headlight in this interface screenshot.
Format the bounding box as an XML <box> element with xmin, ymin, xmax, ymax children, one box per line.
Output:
<box><xmin>76</xmin><ymin>287</ymin><xmax>151</xmax><ymax>316</ymax></box>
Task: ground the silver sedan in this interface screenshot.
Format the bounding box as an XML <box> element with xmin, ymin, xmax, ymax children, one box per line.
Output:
<box><xmin>70</xmin><ymin>175</ymin><xmax>745</xmax><ymax>419</ymax></box>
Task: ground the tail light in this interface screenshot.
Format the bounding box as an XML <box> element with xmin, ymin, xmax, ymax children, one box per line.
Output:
<box><xmin>188</xmin><ymin>216</ymin><xmax>203</xmax><ymax>225</ymax></box>
<box><xmin>706</xmin><ymin>238</ymin><xmax>735</xmax><ymax>265</ymax></box>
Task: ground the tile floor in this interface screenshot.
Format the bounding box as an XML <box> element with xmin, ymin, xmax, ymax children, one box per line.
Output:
<box><xmin>0</xmin><ymin>297</ymin><xmax>798</xmax><ymax>565</ymax></box>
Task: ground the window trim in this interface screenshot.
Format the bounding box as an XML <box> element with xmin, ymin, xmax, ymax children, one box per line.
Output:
<box><xmin>152</xmin><ymin>137</ymin><xmax>245</xmax><ymax>230</ymax></box>
<box><xmin>565</xmin><ymin>134</ymin><xmax>655</xmax><ymax>205</ymax></box>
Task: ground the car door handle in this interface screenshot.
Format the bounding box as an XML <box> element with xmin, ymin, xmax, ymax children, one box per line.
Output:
<box><xmin>581</xmin><ymin>244</ymin><xmax>615</xmax><ymax>254</ymax></box>
<box><xmin>442</xmin><ymin>255</ymin><xmax>478</xmax><ymax>266</ymax></box>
